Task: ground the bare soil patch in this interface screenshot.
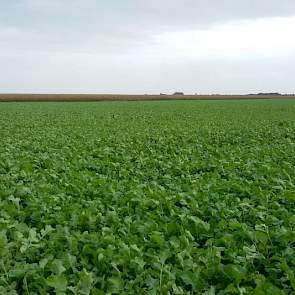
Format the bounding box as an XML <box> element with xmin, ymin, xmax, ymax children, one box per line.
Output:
<box><xmin>0</xmin><ymin>93</ymin><xmax>294</xmax><ymax>102</ymax></box>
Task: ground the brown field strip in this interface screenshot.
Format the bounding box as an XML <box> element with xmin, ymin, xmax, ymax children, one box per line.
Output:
<box><xmin>0</xmin><ymin>94</ymin><xmax>294</xmax><ymax>102</ymax></box>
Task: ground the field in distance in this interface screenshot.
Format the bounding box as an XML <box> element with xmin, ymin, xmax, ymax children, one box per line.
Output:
<box><xmin>0</xmin><ymin>100</ymin><xmax>294</xmax><ymax>294</ymax></box>
<box><xmin>0</xmin><ymin>93</ymin><xmax>295</xmax><ymax>101</ymax></box>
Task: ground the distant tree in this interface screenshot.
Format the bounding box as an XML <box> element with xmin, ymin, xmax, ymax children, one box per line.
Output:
<box><xmin>173</xmin><ymin>92</ymin><xmax>184</xmax><ymax>95</ymax></box>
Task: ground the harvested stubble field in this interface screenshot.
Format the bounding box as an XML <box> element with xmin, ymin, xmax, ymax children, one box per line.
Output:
<box><xmin>0</xmin><ymin>93</ymin><xmax>294</xmax><ymax>102</ymax></box>
<box><xmin>0</xmin><ymin>100</ymin><xmax>295</xmax><ymax>294</ymax></box>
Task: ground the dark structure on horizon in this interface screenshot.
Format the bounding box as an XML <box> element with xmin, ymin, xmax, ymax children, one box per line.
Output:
<box><xmin>248</xmin><ymin>92</ymin><xmax>282</xmax><ymax>96</ymax></box>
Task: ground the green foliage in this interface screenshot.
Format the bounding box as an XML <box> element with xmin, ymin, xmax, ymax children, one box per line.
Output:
<box><xmin>0</xmin><ymin>100</ymin><xmax>295</xmax><ymax>294</ymax></box>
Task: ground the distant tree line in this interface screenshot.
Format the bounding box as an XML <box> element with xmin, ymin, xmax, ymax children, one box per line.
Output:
<box><xmin>248</xmin><ymin>93</ymin><xmax>295</xmax><ymax>96</ymax></box>
<box><xmin>159</xmin><ymin>92</ymin><xmax>294</xmax><ymax>96</ymax></box>
<box><xmin>248</xmin><ymin>92</ymin><xmax>282</xmax><ymax>96</ymax></box>
<box><xmin>159</xmin><ymin>92</ymin><xmax>185</xmax><ymax>95</ymax></box>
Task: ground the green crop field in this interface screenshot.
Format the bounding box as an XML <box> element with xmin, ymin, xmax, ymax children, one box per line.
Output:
<box><xmin>0</xmin><ymin>100</ymin><xmax>295</xmax><ymax>294</ymax></box>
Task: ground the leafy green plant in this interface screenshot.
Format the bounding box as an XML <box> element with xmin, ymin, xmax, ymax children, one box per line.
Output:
<box><xmin>0</xmin><ymin>100</ymin><xmax>294</xmax><ymax>294</ymax></box>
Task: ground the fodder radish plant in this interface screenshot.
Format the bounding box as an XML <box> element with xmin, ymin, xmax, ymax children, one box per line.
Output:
<box><xmin>0</xmin><ymin>100</ymin><xmax>295</xmax><ymax>294</ymax></box>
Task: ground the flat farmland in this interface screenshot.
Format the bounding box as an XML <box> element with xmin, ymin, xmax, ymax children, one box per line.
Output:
<box><xmin>0</xmin><ymin>93</ymin><xmax>294</xmax><ymax>102</ymax></box>
<box><xmin>0</xmin><ymin>100</ymin><xmax>295</xmax><ymax>294</ymax></box>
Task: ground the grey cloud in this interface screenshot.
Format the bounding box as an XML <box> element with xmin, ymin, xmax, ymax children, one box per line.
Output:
<box><xmin>3</xmin><ymin>1</ymin><xmax>295</xmax><ymax>34</ymax></box>
<box><xmin>0</xmin><ymin>0</ymin><xmax>295</xmax><ymax>93</ymax></box>
<box><xmin>2</xmin><ymin>0</ymin><xmax>295</xmax><ymax>50</ymax></box>
<box><xmin>1</xmin><ymin>50</ymin><xmax>294</xmax><ymax>94</ymax></box>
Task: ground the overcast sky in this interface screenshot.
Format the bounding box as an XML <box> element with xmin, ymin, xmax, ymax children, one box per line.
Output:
<box><xmin>1</xmin><ymin>0</ymin><xmax>295</xmax><ymax>94</ymax></box>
